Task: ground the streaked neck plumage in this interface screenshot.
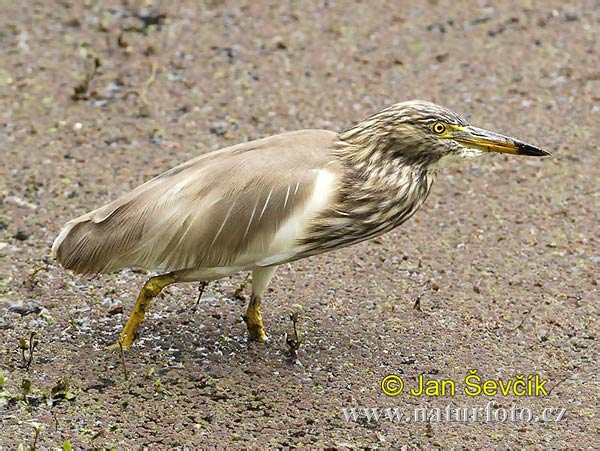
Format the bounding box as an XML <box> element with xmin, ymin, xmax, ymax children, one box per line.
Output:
<box><xmin>298</xmin><ymin>126</ymin><xmax>438</xmax><ymax>256</ymax></box>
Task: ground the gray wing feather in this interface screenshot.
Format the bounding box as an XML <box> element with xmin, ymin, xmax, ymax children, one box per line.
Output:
<box><xmin>53</xmin><ymin>130</ymin><xmax>338</xmax><ymax>274</ymax></box>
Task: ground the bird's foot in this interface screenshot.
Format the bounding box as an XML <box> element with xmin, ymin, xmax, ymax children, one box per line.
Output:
<box><xmin>114</xmin><ymin>321</ymin><xmax>139</xmax><ymax>350</ymax></box>
<box><xmin>244</xmin><ymin>295</ymin><xmax>267</xmax><ymax>341</ymax></box>
<box><xmin>246</xmin><ymin>321</ymin><xmax>268</xmax><ymax>342</ymax></box>
<box><xmin>114</xmin><ymin>273</ymin><xmax>176</xmax><ymax>349</ymax></box>
<box><xmin>109</xmin><ymin>306</ymin><xmax>143</xmax><ymax>350</ymax></box>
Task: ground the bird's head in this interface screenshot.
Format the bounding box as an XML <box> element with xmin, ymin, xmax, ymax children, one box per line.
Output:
<box><xmin>339</xmin><ymin>100</ymin><xmax>551</xmax><ymax>170</ymax></box>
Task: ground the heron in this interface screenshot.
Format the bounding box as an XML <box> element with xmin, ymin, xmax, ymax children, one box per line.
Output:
<box><xmin>52</xmin><ymin>100</ymin><xmax>550</xmax><ymax>348</ymax></box>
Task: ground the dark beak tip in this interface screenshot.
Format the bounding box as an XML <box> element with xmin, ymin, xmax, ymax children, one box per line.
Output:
<box><xmin>516</xmin><ymin>142</ymin><xmax>552</xmax><ymax>157</ymax></box>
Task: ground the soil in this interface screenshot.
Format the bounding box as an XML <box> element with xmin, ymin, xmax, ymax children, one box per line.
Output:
<box><xmin>0</xmin><ymin>0</ymin><xmax>598</xmax><ymax>448</ymax></box>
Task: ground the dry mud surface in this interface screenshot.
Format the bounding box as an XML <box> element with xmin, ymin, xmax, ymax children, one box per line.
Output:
<box><xmin>0</xmin><ymin>0</ymin><xmax>598</xmax><ymax>448</ymax></box>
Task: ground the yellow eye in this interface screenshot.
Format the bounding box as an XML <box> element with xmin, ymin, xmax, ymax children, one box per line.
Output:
<box><xmin>432</xmin><ymin>122</ymin><xmax>446</xmax><ymax>134</ymax></box>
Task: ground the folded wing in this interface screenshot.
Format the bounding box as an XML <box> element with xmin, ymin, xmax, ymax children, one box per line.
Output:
<box><xmin>53</xmin><ymin>130</ymin><xmax>340</xmax><ymax>274</ymax></box>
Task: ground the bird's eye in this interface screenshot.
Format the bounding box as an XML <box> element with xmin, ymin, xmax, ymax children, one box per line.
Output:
<box><xmin>432</xmin><ymin>122</ymin><xmax>446</xmax><ymax>134</ymax></box>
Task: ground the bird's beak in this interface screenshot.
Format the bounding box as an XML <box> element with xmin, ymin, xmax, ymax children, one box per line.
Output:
<box><xmin>453</xmin><ymin>126</ymin><xmax>551</xmax><ymax>157</ymax></box>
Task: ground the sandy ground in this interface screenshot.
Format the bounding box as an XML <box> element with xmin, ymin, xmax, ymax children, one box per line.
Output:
<box><xmin>0</xmin><ymin>0</ymin><xmax>598</xmax><ymax>448</ymax></box>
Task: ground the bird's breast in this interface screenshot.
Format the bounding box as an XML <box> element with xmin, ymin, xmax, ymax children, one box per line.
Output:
<box><xmin>295</xmin><ymin>169</ymin><xmax>435</xmax><ymax>258</ymax></box>
<box><xmin>254</xmin><ymin>169</ymin><xmax>340</xmax><ymax>267</ymax></box>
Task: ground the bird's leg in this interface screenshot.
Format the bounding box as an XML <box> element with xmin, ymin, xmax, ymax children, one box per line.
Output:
<box><xmin>194</xmin><ymin>281</ymin><xmax>208</xmax><ymax>311</ymax></box>
<box><xmin>117</xmin><ymin>273</ymin><xmax>177</xmax><ymax>349</ymax></box>
<box><xmin>245</xmin><ymin>295</ymin><xmax>267</xmax><ymax>341</ymax></box>
<box><xmin>244</xmin><ymin>267</ymin><xmax>276</xmax><ymax>341</ymax></box>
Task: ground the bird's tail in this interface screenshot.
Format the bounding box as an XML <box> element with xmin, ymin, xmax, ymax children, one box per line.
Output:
<box><xmin>52</xmin><ymin>202</ymin><xmax>143</xmax><ymax>275</ymax></box>
<box><xmin>53</xmin><ymin>217</ymin><xmax>112</xmax><ymax>275</ymax></box>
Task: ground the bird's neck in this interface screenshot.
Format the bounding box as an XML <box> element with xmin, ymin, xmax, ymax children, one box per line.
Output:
<box><xmin>297</xmin><ymin>138</ymin><xmax>436</xmax><ymax>255</ymax></box>
<box><xmin>334</xmin><ymin>138</ymin><xmax>436</xmax><ymax>223</ymax></box>
<box><xmin>333</xmin><ymin>133</ymin><xmax>437</xmax><ymax>193</ymax></box>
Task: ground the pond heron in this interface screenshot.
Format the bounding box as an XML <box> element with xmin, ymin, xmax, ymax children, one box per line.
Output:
<box><xmin>53</xmin><ymin>101</ymin><xmax>550</xmax><ymax>348</ymax></box>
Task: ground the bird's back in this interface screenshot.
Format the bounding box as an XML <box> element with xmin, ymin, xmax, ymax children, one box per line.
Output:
<box><xmin>53</xmin><ymin>130</ymin><xmax>341</xmax><ymax>275</ymax></box>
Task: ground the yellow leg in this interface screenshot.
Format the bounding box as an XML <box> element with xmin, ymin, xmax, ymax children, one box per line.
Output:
<box><xmin>245</xmin><ymin>295</ymin><xmax>267</xmax><ymax>341</ymax></box>
<box><xmin>116</xmin><ymin>273</ymin><xmax>177</xmax><ymax>349</ymax></box>
<box><xmin>243</xmin><ymin>267</ymin><xmax>276</xmax><ymax>342</ymax></box>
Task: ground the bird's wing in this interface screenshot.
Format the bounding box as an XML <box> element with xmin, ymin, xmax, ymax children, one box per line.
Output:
<box><xmin>53</xmin><ymin>130</ymin><xmax>341</xmax><ymax>274</ymax></box>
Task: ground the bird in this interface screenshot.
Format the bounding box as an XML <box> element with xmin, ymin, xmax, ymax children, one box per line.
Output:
<box><xmin>52</xmin><ymin>100</ymin><xmax>550</xmax><ymax>348</ymax></box>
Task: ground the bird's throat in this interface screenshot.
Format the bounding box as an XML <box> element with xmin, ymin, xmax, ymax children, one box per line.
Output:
<box><xmin>299</xmin><ymin>147</ymin><xmax>436</xmax><ymax>256</ymax></box>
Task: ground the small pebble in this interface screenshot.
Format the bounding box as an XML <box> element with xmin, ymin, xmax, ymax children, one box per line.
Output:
<box><xmin>14</xmin><ymin>230</ymin><xmax>30</xmax><ymax>241</ymax></box>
